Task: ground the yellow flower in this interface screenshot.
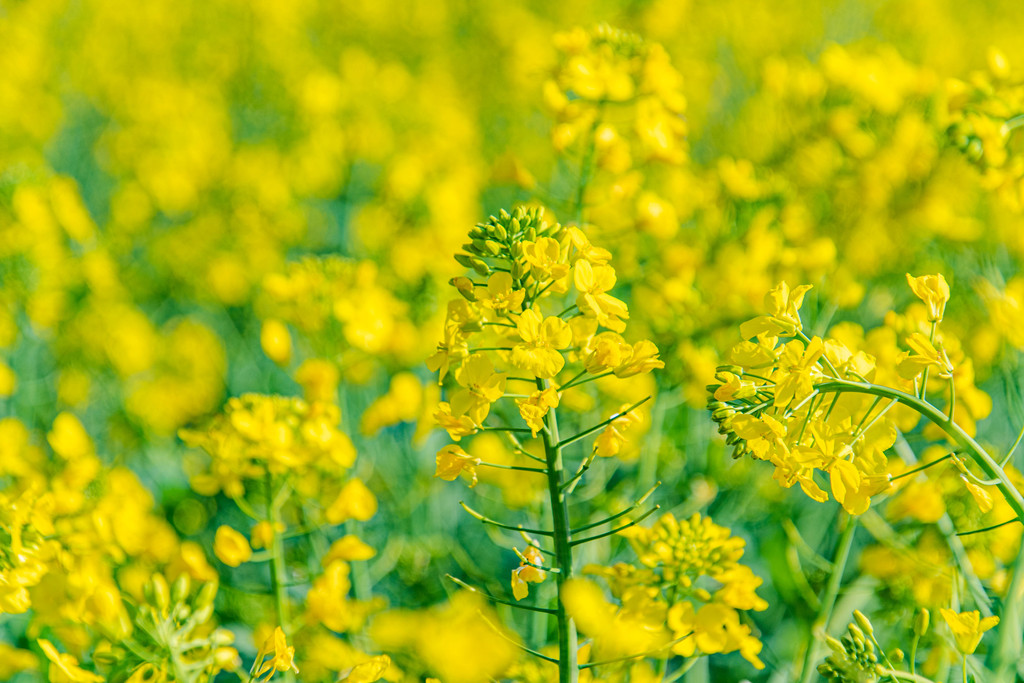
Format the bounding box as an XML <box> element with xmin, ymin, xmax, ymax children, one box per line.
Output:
<box><xmin>37</xmin><ymin>639</ymin><xmax>104</xmax><ymax>683</ymax></box>
<box><xmin>260</xmin><ymin>319</ymin><xmax>292</xmax><ymax>365</ymax></box>
<box><xmin>896</xmin><ymin>332</ymin><xmax>954</xmax><ymax>380</ymax></box>
<box><xmin>254</xmin><ymin>627</ymin><xmax>300</xmax><ymax>679</ymax></box>
<box><xmin>451</xmin><ymin>354</ymin><xmax>507</xmax><ymax>424</ymax></box>
<box><xmin>214</xmin><ymin>525</ymin><xmax>253</xmax><ymax>567</ymax></box>
<box><xmin>435</xmin><ymin>444</ymin><xmax>481</xmax><ymax>487</ymax></box>
<box><xmin>323</xmin><ymin>535</ymin><xmax>376</xmax><ymax>563</ymax></box>
<box><xmin>326</xmin><ymin>478</ymin><xmax>378</xmax><ymax>524</ymax></box>
<box><xmin>477</xmin><ymin>272</ymin><xmax>525</xmax><ymax>315</ymax></box>
<box><xmin>516</xmin><ymin>386</ymin><xmax>559</xmax><ymax>436</ymax></box>
<box><xmin>583</xmin><ymin>332</ymin><xmax>631</xmax><ymax>373</ymax></box>
<box><xmin>939</xmin><ymin>608</ymin><xmax>998</xmax><ymax>654</ymax></box>
<box><xmin>772</xmin><ymin>337</ymin><xmax>824</xmax><ymax>407</ymax></box>
<box><xmin>521</xmin><ymin>237</ymin><xmax>570</xmax><ymax>283</ymax></box>
<box><xmin>47</xmin><ymin>412</ymin><xmax>94</xmax><ymax>460</ymax></box>
<box><xmin>433</xmin><ymin>401</ymin><xmax>478</xmax><ymax>441</ymax></box>
<box><xmin>511</xmin><ymin>309</ymin><xmax>572</xmax><ymax>378</ymax></box>
<box><xmin>339</xmin><ymin>655</ymin><xmax>391</xmax><ymax>683</ymax></box>
<box><xmin>906</xmin><ymin>273</ymin><xmax>950</xmax><ymax>322</ymax></box>
<box><xmin>250</xmin><ymin>521</ymin><xmax>283</xmax><ymax>550</ymax></box>
<box><xmin>594</xmin><ymin>407</ymin><xmax>642</xmax><ymax>459</ymax></box>
<box><xmin>614</xmin><ymin>340</ymin><xmax>665</xmax><ymax>378</ymax></box>
<box><xmin>740</xmin><ymin>282</ymin><xmax>813</xmax><ymax>338</ymax></box>
<box><xmin>511</xmin><ymin>545</ymin><xmax>546</xmax><ymax>600</ymax></box>
<box><xmin>573</xmin><ymin>260</ymin><xmax>629</xmax><ymax>332</ymax></box>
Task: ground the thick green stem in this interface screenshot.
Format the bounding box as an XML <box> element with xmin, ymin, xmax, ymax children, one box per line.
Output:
<box><xmin>799</xmin><ymin>514</ymin><xmax>857</xmax><ymax>683</ymax></box>
<box><xmin>539</xmin><ymin>377</ymin><xmax>579</xmax><ymax>683</ymax></box>
<box><xmin>988</xmin><ymin>543</ymin><xmax>1024</xmax><ymax>681</ymax></box>
<box><xmin>814</xmin><ymin>379</ymin><xmax>1024</xmax><ymax>525</ymax></box>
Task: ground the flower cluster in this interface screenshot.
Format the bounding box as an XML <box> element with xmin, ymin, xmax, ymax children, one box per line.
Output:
<box><xmin>565</xmin><ymin>512</ymin><xmax>767</xmax><ymax>668</ymax></box>
<box><xmin>547</xmin><ymin>24</ymin><xmax>687</xmax><ymax>166</ymax></box>
<box><xmin>945</xmin><ymin>48</ymin><xmax>1024</xmax><ymax>210</ymax></box>
<box><xmin>430</xmin><ymin>205</ymin><xmax>663</xmax><ymax>472</ymax></box>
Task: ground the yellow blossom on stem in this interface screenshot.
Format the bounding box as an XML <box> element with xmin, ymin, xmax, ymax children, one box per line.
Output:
<box><xmin>614</xmin><ymin>339</ymin><xmax>665</xmax><ymax>377</ymax></box>
<box><xmin>435</xmin><ymin>444</ymin><xmax>481</xmax><ymax>487</ymax></box>
<box><xmin>477</xmin><ymin>272</ymin><xmax>526</xmax><ymax>315</ymax></box>
<box><xmin>254</xmin><ymin>627</ymin><xmax>300</xmax><ymax>679</ymax></box>
<box><xmin>740</xmin><ymin>282</ymin><xmax>813</xmax><ymax>337</ymax></box>
<box><xmin>433</xmin><ymin>402</ymin><xmax>478</xmax><ymax>441</ymax></box>
<box><xmin>522</xmin><ymin>237</ymin><xmax>570</xmax><ymax>284</ymax></box>
<box><xmin>772</xmin><ymin>337</ymin><xmax>824</xmax><ymax>406</ymax></box>
<box><xmin>573</xmin><ymin>260</ymin><xmax>629</xmax><ymax>332</ymax></box>
<box><xmin>511</xmin><ymin>309</ymin><xmax>572</xmax><ymax>378</ymax></box>
<box><xmin>37</xmin><ymin>639</ymin><xmax>104</xmax><ymax>683</ymax></box>
<box><xmin>939</xmin><ymin>608</ymin><xmax>998</xmax><ymax>654</ymax></box>
<box><xmin>325</xmin><ymin>478</ymin><xmax>378</xmax><ymax>524</ymax></box>
<box><xmin>450</xmin><ymin>354</ymin><xmax>507</xmax><ymax>424</ymax></box>
<box><xmin>213</xmin><ymin>525</ymin><xmax>253</xmax><ymax>567</ymax></box>
<box><xmin>511</xmin><ymin>545</ymin><xmax>546</xmax><ymax>600</ymax></box>
<box><xmin>516</xmin><ymin>385</ymin><xmax>559</xmax><ymax>436</ymax></box>
<box><xmin>906</xmin><ymin>273</ymin><xmax>950</xmax><ymax>322</ymax></box>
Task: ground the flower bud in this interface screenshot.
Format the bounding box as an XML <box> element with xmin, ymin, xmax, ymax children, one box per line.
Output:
<box><xmin>914</xmin><ymin>607</ymin><xmax>930</xmax><ymax>637</ymax></box>
<box><xmin>149</xmin><ymin>574</ymin><xmax>170</xmax><ymax>612</ymax></box>
<box><xmin>853</xmin><ymin>610</ymin><xmax>874</xmax><ymax>637</ymax></box>
<box><xmin>172</xmin><ymin>573</ymin><xmax>191</xmax><ymax>603</ymax></box>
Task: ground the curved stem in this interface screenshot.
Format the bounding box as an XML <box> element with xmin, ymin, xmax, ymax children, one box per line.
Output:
<box><xmin>814</xmin><ymin>379</ymin><xmax>1024</xmax><ymax>525</ymax></box>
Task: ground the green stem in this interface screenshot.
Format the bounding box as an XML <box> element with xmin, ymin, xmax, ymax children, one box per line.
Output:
<box><xmin>265</xmin><ymin>473</ymin><xmax>294</xmax><ymax>683</ymax></box>
<box><xmin>799</xmin><ymin>514</ymin><xmax>857</xmax><ymax>683</ymax></box>
<box><xmin>573</xmin><ymin>105</ymin><xmax>605</xmax><ymax>225</ymax></box>
<box><xmin>987</xmin><ymin>531</ymin><xmax>1024</xmax><ymax>681</ymax></box>
<box><xmin>815</xmin><ymin>379</ymin><xmax>1024</xmax><ymax>525</ymax></box>
<box><xmin>539</xmin><ymin>377</ymin><xmax>578</xmax><ymax>683</ymax></box>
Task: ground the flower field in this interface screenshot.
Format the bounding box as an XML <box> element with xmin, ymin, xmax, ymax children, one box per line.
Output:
<box><xmin>5</xmin><ymin>1</ymin><xmax>1024</xmax><ymax>681</ymax></box>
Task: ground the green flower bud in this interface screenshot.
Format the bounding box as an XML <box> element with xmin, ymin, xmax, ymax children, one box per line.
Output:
<box><xmin>853</xmin><ymin>610</ymin><xmax>874</xmax><ymax>637</ymax></box>
<box><xmin>172</xmin><ymin>573</ymin><xmax>191</xmax><ymax>604</ymax></box>
<box><xmin>914</xmin><ymin>607</ymin><xmax>930</xmax><ymax>637</ymax></box>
